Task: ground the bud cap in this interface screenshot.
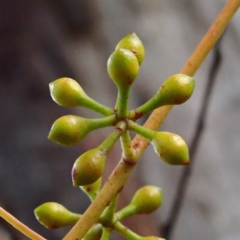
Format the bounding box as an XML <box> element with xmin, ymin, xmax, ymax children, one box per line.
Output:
<box><xmin>131</xmin><ymin>186</ymin><xmax>163</xmax><ymax>214</ymax></box>
<box><xmin>48</xmin><ymin>115</ymin><xmax>92</xmax><ymax>146</ymax></box>
<box><xmin>107</xmin><ymin>48</ymin><xmax>139</xmax><ymax>88</ymax></box>
<box><xmin>158</xmin><ymin>74</ymin><xmax>195</xmax><ymax>105</ymax></box>
<box><xmin>72</xmin><ymin>148</ymin><xmax>106</xmax><ymax>186</ymax></box>
<box><xmin>49</xmin><ymin>77</ymin><xmax>86</xmax><ymax>107</ymax></box>
<box><xmin>151</xmin><ymin>132</ymin><xmax>189</xmax><ymax>165</ymax></box>
<box><xmin>116</xmin><ymin>33</ymin><xmax>145</xmax><ymax>65</ymax></box>
<box><xmin>34</xmin><ymin>202</ymin><xmax>80</xmax><ymax>229</ymax></box>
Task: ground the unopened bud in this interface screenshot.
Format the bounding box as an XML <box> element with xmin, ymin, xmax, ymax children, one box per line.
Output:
<box><xmin>157</xmin><ymin>74</ymin><xmax>195</xmax><ymax>105</ymax></box>
<box><xmin>116</xmin><ymin>33</ymin><xmax>145</xmax><ymax>65</ymax></box>
<box><xmin>107</xmin><ymin>48</ymin><xmax>139</xmax><ymax>88</ymax></box>
<box><xmin>72</xmin><ymin>148</ymin><xmax>107</xmax><ymax>186</ymax></box>
<box><xmin>49</xmin><ymin>78</ymin><xmax>87</xmax><ymax>108</ymax></box>
<box><xmin>151</xmin><ymin>132</ymin><xmax>189</xmax><ymax>165</ymax></box>
<box><xmin>34</xmin><ymin>202</ymin><xmax>80</xmax><ymax>229</ymax></box>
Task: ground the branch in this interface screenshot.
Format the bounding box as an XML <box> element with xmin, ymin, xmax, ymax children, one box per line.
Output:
<box><xmin>63</xmin><ymin>1</ymin><xmax>240</xmax><ymax>239</ymax></box>
<box><xmin>162</xmin><ymin>31</ymin><xmax>224</xmax><ymax>240</ymax></box>
<box><xmin>0</xmin><ymin>207</ymin><xmax>46</xmax><ymax>240</ymax></box>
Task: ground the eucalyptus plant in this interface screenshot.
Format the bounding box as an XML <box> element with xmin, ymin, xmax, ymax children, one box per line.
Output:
<box><xmin>0</xmin><ymin>1</ymin><xmax>239</xmax><ymax>239</ymax></box>
<box><xmin>35</xmin><ymin>33</ymin><xmax>194</xmax><ymax>240</ymax></box>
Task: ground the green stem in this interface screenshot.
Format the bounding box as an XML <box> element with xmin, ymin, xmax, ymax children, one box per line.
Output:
<box><xmin>115</xmin><ymin>204</ymin><xmax>137</xmax><ymax>221</ymax></box>
<box><xmin>100</xmin><ymin>194</ymin><xmax>119</xmax><ymax>227</ymax></box>
<box><xmin>83</xmin><ymin>96</ymin><xmax>114</xmax><ymax>116</ymax></box>
<box><xmin>0</xmin><ymin>207</ymin><xmax>46</xmax><ymax>240</ymax></box>
<box><xmin>114</xmin><ymin>221</ymin><xmax>142</xmax><ymax>240</ymax></box>
<box><xmin>100</xmin><ymin>228</ymin><xmax>112</xmax><ymax>240</ymax></box>
<box><xmin>129</xmin><ymin>91</ymin><xmax>164</xmax><ymax>120</ymax></box>
<box><xmin>99</xmin><ymin>121</ymin><xmax>126</xmax><ymax>153</ymax></box>
<box><xmin>80</xmin><ymin>177</ymin><xmax>102</xmax><ymax>202</ymax></box>
<box><xmin>91</xmin><ymin>115</ymin><xmax>117</xmax><ymax>130</ymax></box>
<box><xmin>127</xmin><ymin>120</ymin><xmax>154</xmax><ymax>141</ymax></box>
<box><xmin>115</xmin><ymin>87</ymin><xmax>130</xmax><ymax>118</ymax></box>
<box><xmin>120</xmin><ymin>130</ymin><xmax>136</xmax><ymax>160</ymax></box>
<box><xmin>137</xmin><ymin>93</ymin><xmax>162</xmax><ymax>115</ymax></box>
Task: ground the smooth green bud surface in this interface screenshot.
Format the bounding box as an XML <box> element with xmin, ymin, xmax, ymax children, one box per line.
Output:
<box><xmin>116</xmin><ymin>33</ymin><xmax>145</xmax><ymax>65</ymax></box>
<box><xmin>49</xmin><ymin>77</ymin><xmax>87</xmax><ymax>107</ymax></box>
<box><xmin>131</xmin><ymin>186</ymin><xmax>163</xmax><ymax>214</ymax></box>
<box><xmin>48</xmin><ymin>115</ymin><xmax>94</xmax><ymax>146</ymax></box>
<box><xmin>107</xmin><ymin>48</ymin><xmax>139</xmax><ymax>88</ymax></box>
<box><xmin>151</xmin><ymin>132</ymin><xmax>189</xmax><ymax>165</ymax></box>
<box><xmin>158</xmin><ymin>74</ymin><xmax>195</xmax><ymax>105</ymax></box>
<box><xmin>34</xmin><ymin>202</ymin><xmax>80</xmax><ymax>229</ymax></box>
<box><xmin>72</xmin><ymin>148</ymin><xmax>107</xmax><ymax>186</ymax></box>
<box><xmin>83</xmin><ymin>224</ymin><xmax>103</xmax><ymax>240</ymax></box>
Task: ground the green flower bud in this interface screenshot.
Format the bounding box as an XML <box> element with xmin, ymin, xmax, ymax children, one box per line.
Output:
<box><xmin>72</xmin><ymin>124</ymin><xmax>123</xmax><ymax>186</ymax></box>
<box><xmin>80</xmin><ymin>177</ymin><xmax>102</xmax><ymax>201</ymax></box>
<box><xmin>48</xmin><ymin>115</ymin><xmax>92</xmax><ymax>146</ymax></box>
<box><xmin>48</xmin><ymin>115</ymin><xmax>115</xmax><ymax>146</ymax></box>
<box><xmin>34</xmin><ymin>202</ymin><xmax>80</xmax><ymax>229</ymax></box>
<box><xmin>116</xmin><ymin>33</ymin><xmax>145</xmax><ymax>65</ymax></box>
<box><xmin>49</xmin><ymin>77</ymin><xmax>87</xmax><ymax>108</ymax></box>
<box><xmin>72</xmin><ymin>148</ymin><xmax>107</xmax><ymax>186</ymax></box>
<box><xmin>130</xmin><ymin>186</ymin><xmax>163</xmax><ymax>214</ymax></box>
<box><xmin>151</xmin><ymin>132</ymin><xmax>189</xmax><ymax>165</ymax></box>
<box><xmin>49</xmin><ymin>78</ymin><xmax>114</xmax><ymax>116</ymax></box>
<box><xmin>129</xmin><ymin>74</ymin><xmax>195</xmax><ymax>118</ymax></box>
<box><xmin>107</xmin><ymin>48</ymin><xmax>139</xmax><ymax>88</ymax></box>
<box><xmin>158</xmin><ymin>74</ymin><xmax>195</xmax><ymax>105</ymax></box>
<box><xmin>83</xmin><ymin>224</ymin><xmax>103</xmax><ymax>240</ymax></box>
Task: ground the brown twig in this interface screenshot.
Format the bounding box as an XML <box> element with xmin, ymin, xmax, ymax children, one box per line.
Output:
<box><xmin>162</xmin><ymin>31</ymin><xmax>224</xmax><ymax>240</ymax></box>
<box><xmin>0</xmin><ymin>207</ymin><xmax>46</xmax><ymax>240</ymax></box>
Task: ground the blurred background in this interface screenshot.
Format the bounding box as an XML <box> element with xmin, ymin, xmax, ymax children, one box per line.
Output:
<box><xmin>0</xmin><ymin>0</ymin><xmax>240</xmax><ymax>239</ymax></box>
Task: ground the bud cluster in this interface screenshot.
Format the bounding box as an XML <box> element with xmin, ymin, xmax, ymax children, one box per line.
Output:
<box><xmin>35</xmin><ymin>33</ymin><xmax>195</xmax><ymax>239</ymax></box>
